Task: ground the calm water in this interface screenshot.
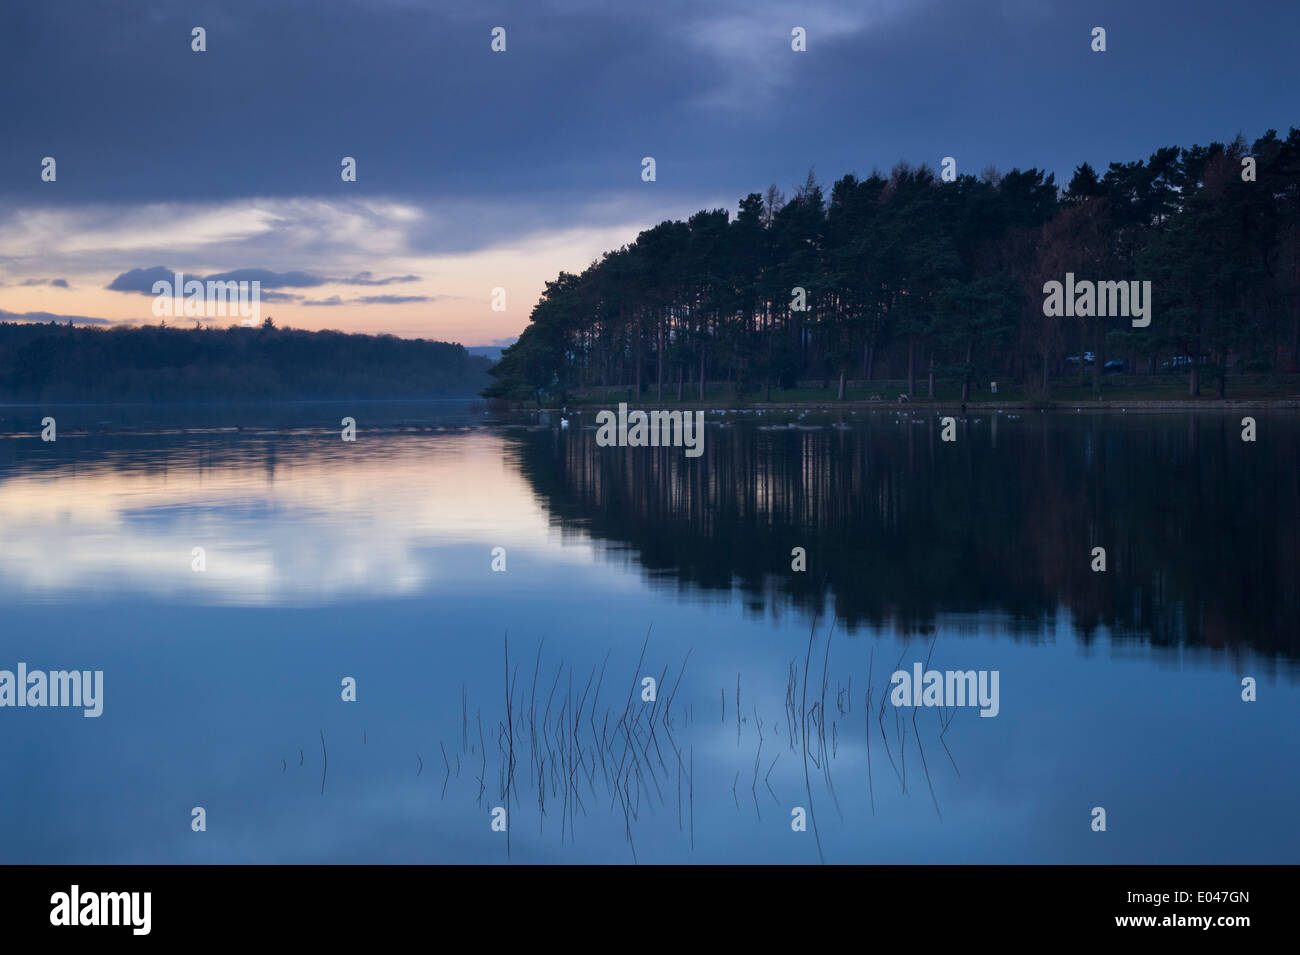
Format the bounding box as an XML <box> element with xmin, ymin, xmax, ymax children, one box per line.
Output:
<box><xmin>1</xmin><ymin>401</ymin><xmax>1297</xmax><ymax>863</ymax></box>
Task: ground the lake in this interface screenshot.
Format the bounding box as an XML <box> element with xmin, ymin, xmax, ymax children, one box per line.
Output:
<box><xmin>1</xmin><ymin>401</ymin><xmax>1296</xmax><ymax>863</ymax></box>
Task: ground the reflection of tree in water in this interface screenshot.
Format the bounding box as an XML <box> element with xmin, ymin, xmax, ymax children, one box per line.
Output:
<box><xmin>509</xmin><ymin>413</ymin><xmax>1299</xmax><ymax>662</ymax></box>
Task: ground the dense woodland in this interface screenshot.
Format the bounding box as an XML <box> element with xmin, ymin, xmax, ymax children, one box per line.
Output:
<box><xmin>0</xmin><ymin>321</ymin><xmax>492</xmax><ymax>400</ymax></box>
<box><xmin>486</xmin><ymin>128</ymin><xmax>1300</xmax><ymax>404</ymax></box>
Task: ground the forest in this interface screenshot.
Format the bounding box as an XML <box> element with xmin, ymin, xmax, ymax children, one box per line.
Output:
<box><xmin>0</xmin><ymin>321</ymin><xmax>492</xmax><ymax>401</ymax></box>
<box><xmin>485</xmin><ymin>128</ymin><xmax>1300</xmax><ymax>405</ymax></box>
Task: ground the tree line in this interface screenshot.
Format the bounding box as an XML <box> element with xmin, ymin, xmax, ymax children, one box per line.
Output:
<box><xmin>0</xmin><ymin>321</ymin><xmax>492</xmax><ymax>401</ymax></box>
<box><xmin>486</xmin><ymin>128</ymin><xmax>1300</xmax><ymax>404</ymax></box>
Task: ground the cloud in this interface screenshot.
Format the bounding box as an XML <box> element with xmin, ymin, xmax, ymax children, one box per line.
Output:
<box><xmin>0</xmin><ymin>195</ymin><xmax>710</xmax><ymax>291</ymax></box>
<box><xmin>355</xmin><ymin>295</ymin><xmax>429</xmax><ymax>305</ymax></box>
<box><xmin>106</xmin><ymin>266</ymin><xmax>331</xmax><ymax>294</ymax></box>
<box><xmin>105</xmin><ymin>267</ymin><xmax>179</xmax><ymax>293</ymax></box>
<box><xmin>17</xmin><ymin>277</ymin><xmax>69</xmax><ymax>287</ymax></box>
<box><xmin>675</xmin><ymin>0</ymin><xmax>904</xmax><ymax>110</ymax></box>
<box><xmin>302</xmin><ymin>294</ymin><xmax>432</xmax><ymax>306</ymax></box>
<box><xmin>104</xmin><ymin>265</ymin><xmax>429</xmax><ymax>302</ymax></box>
<box><xmin>342</xmin><ymin>272</ymin><xmax>420</xmax><ymax>286</ymax></box>
<box><xmin>200</xmin><ymin>269</ymin><xmax>330</xmax><ymax>289</ymax></box>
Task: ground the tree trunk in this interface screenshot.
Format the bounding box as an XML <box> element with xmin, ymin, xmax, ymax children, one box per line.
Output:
<box><xmin>635</xmin><ymin>315</ymin><xmax>642</xmax><ymax>397</ymax></box>
<box><xmin>656</xmin><ymin>310</ymin><xmax>664</xmax><ymax>401</ymax></box>
<box><xmin>928</xmin><ymin>356</ymin><xmax>936</xmax><ymax>398</ymax></box>
<box><xmin>837</xmin><ymin>367</ymin><xmax>846</xmax><ymax>401</ymax></box>
<box><xmin>960</xmin><ymin>338</ymin><xmax>973</xmax><ymax>404</ymax></box>
<box><xmin>907</xmin><ymin>336</ymin><xmax>915</xmax><ymax>396</ymax></box>
<box><xmin>699</xmin><ymin>349</ymin><xmax>705</xmax><ymax>401</ymax></box>
<box><xmin>822</xmin><ymin>325</ymin><xmax>830</xmax><ymax>390</ymax></box>
<box><xmin>1090</xmin><ymin>319</ymin><xmax>1100</xmax><ymax>399</ymax></box>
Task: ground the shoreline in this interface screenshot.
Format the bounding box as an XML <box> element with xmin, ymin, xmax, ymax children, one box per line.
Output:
<box><xmin>539</xmin><ymin>397</ymin><xmax>1300</xmax><ymax>413</ymax></box>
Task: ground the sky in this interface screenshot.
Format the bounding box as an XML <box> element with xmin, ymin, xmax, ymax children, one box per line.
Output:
<box><xmin>1</xmin><ymin>0</ymin><xmax>1297</xmax><ymax>347</ymax></box>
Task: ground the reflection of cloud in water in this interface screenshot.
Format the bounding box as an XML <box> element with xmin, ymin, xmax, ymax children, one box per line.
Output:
<box><xmin>0</xmin><ymin>433</ymin><xmax>592</xmax><ymax>605</ymax></box>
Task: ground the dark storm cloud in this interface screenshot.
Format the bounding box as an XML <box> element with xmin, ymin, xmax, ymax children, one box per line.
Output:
<box><xmin>2</xmin><ymin>0</ymin><xmax>1298</xmax><ymax>251</ymax></box>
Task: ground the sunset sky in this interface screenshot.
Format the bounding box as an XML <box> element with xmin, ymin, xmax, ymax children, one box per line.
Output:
<box><xmin>1</xmin><ymin>0</ymin><xmax>1297</xmax><ymax>347</ymax></box>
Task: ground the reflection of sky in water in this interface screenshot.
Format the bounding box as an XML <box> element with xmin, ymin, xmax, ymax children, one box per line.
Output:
<box><xmin>0</xmin><ymin>433</ymin><xmax>600</xmax><ymax>605</ymax></box>
<box><xmin>0</xmin><ymin>428</ymin><xmax>1296</xmax><ymax>863</ymax></box>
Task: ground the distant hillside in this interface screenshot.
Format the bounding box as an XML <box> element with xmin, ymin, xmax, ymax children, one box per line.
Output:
<box><xmin>466</xmin><ymin>345</ymin><xmax>507</xmax><ymax>363</ymax></box>
<box><xmin>0</xmin><ymin>322</ymin><xmax>493</xmax><ymax>401</ymax></box>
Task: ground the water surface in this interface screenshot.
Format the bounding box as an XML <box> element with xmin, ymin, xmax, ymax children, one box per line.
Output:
<box><xmin>1</xmin><ymin>403</ymin><xmax>1296</xmax><ymax>863</ymax></box>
